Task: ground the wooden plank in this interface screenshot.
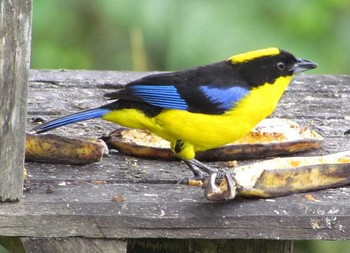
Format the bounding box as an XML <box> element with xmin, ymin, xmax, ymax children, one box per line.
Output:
<box><xmin>2</xmin><ymin>71</ymin><xmax>346</xmax><ymax>241</ymax></box>
<box><xmin>2</xmin><ymin>180</ymin><xmax>350</xmax><ymax>240</ymax></box>
<box><xmin>0</xmin><ymin>0</ymin><xmax>32</xmax><ymax>201</ymax></box>
<box><xmin>21</xmin><ymin>238</ymin><xmax>127</xmax><ymax>253</ymax></box>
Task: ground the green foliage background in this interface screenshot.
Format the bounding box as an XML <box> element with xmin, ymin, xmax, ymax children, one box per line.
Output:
<box><xmin>32</xmin><ymin>0</ymin><xmax>350</xmax><ymax>74</ymax></box>
<box><xmin>30</xmin><ymin>1</ymin><xmax>350</xmax><ymax>253</ymax></box>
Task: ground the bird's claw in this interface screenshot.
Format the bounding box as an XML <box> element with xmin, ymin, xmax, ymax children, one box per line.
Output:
<box><xmin>203</xmin><ymin>172</ymin><xmax>238</xmax><ymax>201</ymax></box>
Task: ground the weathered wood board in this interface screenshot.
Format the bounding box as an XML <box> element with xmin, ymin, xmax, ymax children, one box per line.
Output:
<box><xmin>1</xmin><ymin>70</ymin><xmax>350</xmax><ymax>241</ymax></box>
<box><xmin>0</xmin><ymin>0</ymin><xmax>32</xmax><ymax>201</ymax></box>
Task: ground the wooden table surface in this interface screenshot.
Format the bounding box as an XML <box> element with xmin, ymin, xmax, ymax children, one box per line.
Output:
<box><xmin>2</xmin><ymin>70</ymin><xmax>350</xmax><ymax>241</ymax></box>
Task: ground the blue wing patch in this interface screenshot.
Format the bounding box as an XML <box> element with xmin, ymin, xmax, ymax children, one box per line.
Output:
<box><xmin>199</xmin><ymin>86</ymin><xmax>249</xmax><ymax>110</ymax></box>
<box><xmin>129</xmin><ymin>85</ymin><xmax>188</xmax><ymax>110</ymax></box>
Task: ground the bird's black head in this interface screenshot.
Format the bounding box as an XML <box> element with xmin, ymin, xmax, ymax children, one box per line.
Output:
<box><xmin>228</xmin><ymin>48</ymin><xmax>317</xmax><ymax>87</ymax></box>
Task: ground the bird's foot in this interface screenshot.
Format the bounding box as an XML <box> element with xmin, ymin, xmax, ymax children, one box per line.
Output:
<box><xmin>203</xmin><ymin>172</ymin><xmax>239</xmax><ymax>201</ymax></box>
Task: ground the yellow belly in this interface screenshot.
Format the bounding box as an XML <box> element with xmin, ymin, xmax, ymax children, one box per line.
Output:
<box><xmin>102</xmin><ymin>76</ymin><xmax>292</xmax><ymax>157</ymax></box>
<box><xmin>103</xmin><ymin>108</ymin><xmax>254</xmax><ymax>151</ymax></box>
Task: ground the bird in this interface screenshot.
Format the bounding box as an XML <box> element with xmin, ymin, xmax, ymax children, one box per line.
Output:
<box><xmin>31</xmin><ymin>47</ymin><xmax>317</xmax><ymax>179</ymax></box>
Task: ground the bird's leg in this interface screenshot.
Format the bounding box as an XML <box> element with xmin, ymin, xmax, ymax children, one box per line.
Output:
<box><xmin>178</xmin><ymin>159</ymin><xmax>222</xmax><ymax>184</ymax></box>
<box><xmin>183</xmin><ymin>159</ymin><xmax>208</xmax><ymax>180</ymax></box>
<box><xmin>188</xmin><ymin>159</ymin><xmax>229</xmax><ymax>182</ymax></box>
<box><xmin>173</xmin><ymin>140</ymin><xmax>221</xmax><ymax>182</ymax></box>
<box><xmin>187</xmin><ymin>159</ymin><xmax>218</xmax><ymax>175</ymax></box>
<box><xmin>177</xmin><ymin>159</ymin><xmax>216</xmax><ymax>184</ymax></box>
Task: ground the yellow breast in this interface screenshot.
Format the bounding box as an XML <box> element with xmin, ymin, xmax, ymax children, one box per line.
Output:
<box><xmin>151</xmin><ymin>75</ymin><xmax>293</xmax><ymax>151</ymax></box>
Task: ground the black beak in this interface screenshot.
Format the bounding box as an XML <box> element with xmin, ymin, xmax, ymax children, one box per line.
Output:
<box><xmin>291</xmin><ymin>58</ymin><xmax>318</xmax><ymax>74</ymax></box>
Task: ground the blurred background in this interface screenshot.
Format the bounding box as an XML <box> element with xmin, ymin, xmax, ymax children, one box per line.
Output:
<box><xmin>31</xmin><ymin>1</ymin><xmax>350</xmax><ymax>252</ymax></box>
<box><xmin>32</xmin><ymin>0</ymin><xmax>350</xmax><ymax>74</ymax></box>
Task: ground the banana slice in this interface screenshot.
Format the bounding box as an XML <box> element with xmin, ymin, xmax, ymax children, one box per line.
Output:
<box><xmin>203</xmin><ymin>151</ymin><xmax>350</xmax><ymax>201</ymax></box>
<box><xmin>25</xmin><ymin>133</ymin><xmax>108</xmax><ymax>165</ymax></box>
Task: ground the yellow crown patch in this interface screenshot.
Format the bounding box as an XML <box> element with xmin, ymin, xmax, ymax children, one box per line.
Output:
<box><xmin>229</xmin><ymin>48</ymin><xmax>280</xmax><ymax>64</ymax></box>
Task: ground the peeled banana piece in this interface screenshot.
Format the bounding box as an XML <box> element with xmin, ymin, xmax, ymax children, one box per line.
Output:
<box><xmin>204</xmin><ymin>151</ymin><xmax>350</xmax><ymax>201</ymax></box>
<box><xmin>25</xmin><ymin>133</ymin><xmax>108</xmax><ymax>165</ymax></box>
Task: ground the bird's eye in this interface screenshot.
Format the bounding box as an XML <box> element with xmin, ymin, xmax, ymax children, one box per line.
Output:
<box><xmin>277</xmin><ymin>62</ymin><xmax>286</xmax><ymax>71</ymax></box>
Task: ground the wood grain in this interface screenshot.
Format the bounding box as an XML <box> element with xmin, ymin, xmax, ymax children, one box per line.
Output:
<box><xmin>0</xmin><ymin>0</ymin><xmax>32</xmax><ymax>201</ymax></box>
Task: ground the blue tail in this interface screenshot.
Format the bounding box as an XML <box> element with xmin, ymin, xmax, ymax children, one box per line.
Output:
<box><xmin>31</xmin><ymin>108</ymin><xmax>110</xmax><ymax>133</ymax></box>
